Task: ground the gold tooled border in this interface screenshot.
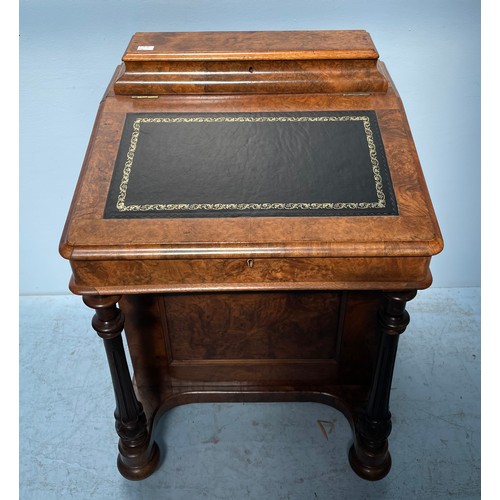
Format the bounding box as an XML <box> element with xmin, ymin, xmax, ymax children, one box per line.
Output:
<box><xmin>116</xmin><ymin>115</ymin><xmax>386</xmax><ymax>212</ymax></box>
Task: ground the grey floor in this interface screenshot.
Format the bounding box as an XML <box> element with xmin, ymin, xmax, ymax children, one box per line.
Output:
<box><xmin>20</xmin><ymin>288</ymin><xmax>480</xmax><ymax>499</ymax></box>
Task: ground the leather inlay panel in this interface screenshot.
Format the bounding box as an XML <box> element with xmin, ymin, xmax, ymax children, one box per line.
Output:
<box><xmin>104</xmin><ymin>111</ymin><xmax>398</xmax><ymax>218</ymax></box>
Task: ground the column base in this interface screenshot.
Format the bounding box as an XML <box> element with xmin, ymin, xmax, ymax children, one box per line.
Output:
<box><xmin>117</xmin><ymin>441</ymin><xmax>161</xmax><ymax>481</ymax></box>
<box><xmin>348</xmin><ymin>441</ymin><xmax>391</xmax><ymax>481</ymax></box>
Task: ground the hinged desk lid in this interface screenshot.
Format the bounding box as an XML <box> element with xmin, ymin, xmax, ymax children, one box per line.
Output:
<box><xmin>60</xmin><ymin>30</ymin><xmax>442</xmax><ymax>266</ymax></box>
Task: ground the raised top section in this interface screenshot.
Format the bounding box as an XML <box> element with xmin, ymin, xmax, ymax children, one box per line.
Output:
<box><xmin>122</xmin><ymin>30</ymin><xmax>379</xmax><ymax>61</ymax></box>
<box><xmin>114</xmin><ymin>30</ymin><xmax>388</xmax><ymax>95</ymax></box>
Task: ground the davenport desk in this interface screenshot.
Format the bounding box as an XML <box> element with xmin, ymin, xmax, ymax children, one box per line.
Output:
<box><xmin>59</xmin><ymin>30</ymin><xmax>443</xmax><ymax>481</ymax></box>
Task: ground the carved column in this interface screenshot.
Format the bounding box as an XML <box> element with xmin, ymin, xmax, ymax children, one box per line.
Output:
<box><xmin>83</xmin><ymin>295</ymin><xmax>160</xmax><ymax>480</ymax></box>
<box><xmin>349</xmin><ymin>290</ymin><xmax>417</xmax><ymax>480</ymax></box>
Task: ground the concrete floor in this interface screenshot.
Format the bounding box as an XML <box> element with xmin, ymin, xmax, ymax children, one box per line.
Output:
<box><xmin>20</xmin><ymin>288</ymin><xmax>480</xmax><ymax>499</ymax></box>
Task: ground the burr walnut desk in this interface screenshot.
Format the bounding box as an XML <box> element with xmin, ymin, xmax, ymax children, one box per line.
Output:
<box><xmin>59</xmin><ymin>30</ymin><xmax>443</xmax><ymax>481</ymax></box>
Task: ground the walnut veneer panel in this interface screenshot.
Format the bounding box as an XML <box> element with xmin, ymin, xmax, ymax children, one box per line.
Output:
<box><xmin>161</xmin><ymin>291</ymin><xmax>341</xmax><ymax>361</ymax></box>
<box><xmin>68</xmin><ymin>256</ymin><xmax>431</xmax><ymax>295</ymax></box>
<box><xmin>122</xmin><ymin>30</ymin><xmax>379</xmax><ymax>61</ymax></box>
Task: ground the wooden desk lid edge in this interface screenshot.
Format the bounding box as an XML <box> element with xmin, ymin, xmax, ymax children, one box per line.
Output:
<box><xmin>123</xmin><ymin>30</ymin><xmax>379</xmax><ymax>61</ymax></box>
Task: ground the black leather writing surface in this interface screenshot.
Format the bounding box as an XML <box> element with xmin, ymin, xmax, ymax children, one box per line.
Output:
<box><xmin>104</xmin><ymin>111</ymin><xmax>398</xmax><ymax>218</ymax></box>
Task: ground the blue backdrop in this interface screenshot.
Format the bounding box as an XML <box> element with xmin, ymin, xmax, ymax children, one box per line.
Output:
<box><xmin>20</xmin><ymin>0</ymin><xmax>480</xmax><ymax>294</ymax></box>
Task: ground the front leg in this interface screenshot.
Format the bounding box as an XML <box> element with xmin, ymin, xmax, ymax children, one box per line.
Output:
<box><xmin>349</xmin><ymin>290</ymin><xmax>417</xmax><ymax>480</ymax></box>
<box><xmin>83</xmin><ymin>295</ymin><xmax>160</xmax><ymax>480</ymax></box>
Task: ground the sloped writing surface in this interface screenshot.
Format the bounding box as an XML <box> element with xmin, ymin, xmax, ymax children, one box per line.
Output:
<box><xmin>104</xmin><ymin>111</ymin><xmax>398</xmax><ymax>219</ymax></box>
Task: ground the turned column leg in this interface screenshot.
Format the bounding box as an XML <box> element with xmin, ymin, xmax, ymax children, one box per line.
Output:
<box><xmin>349</xmin><ymin>290</ymin><xmax>417</xmax><ymax>481</ymax></box>
<box><xmin>83</xmin><ymin>295</ymin><xmax>160</xmax><ymax>480</ymax></box>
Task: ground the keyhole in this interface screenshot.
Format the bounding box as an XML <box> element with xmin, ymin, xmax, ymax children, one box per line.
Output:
<box><xmin>248</xmin><ymin>66</ymin><xmax>254</xmax><ymax>73</ymax></box>
<box><xmin>246</xmin><ymin>259</ymin><xmax>254</xmax><ymax>268</ymax></box>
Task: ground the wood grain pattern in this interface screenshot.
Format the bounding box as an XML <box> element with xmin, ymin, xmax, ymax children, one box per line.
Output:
<box><xmin>115</xmin><ymin>32</ymin><xmax>386</xmax><ymax>95</ymax></box>
<box><xmin>161</xmin><ymin>291</ymin><xmax>341</xmax><ymax>361</ymax></box>
<box><xmin>122</xmin><ymin>30</ymin><xmax>380</xmax><ymax>61</ymax></box>
<box><xmin>114</xmin><ymin>59</ymin><xmax>388</xmax><ymax>95</ymax></box>
<box><xmin>119</xmin><ymin>290</ymin><xmax>378</xmax><ymax>391</ymax></box>
<box><xmin>68</xmin><ymin>255</ymin><xmax>431</xmax><ymax>295</ymax></box>
<box><xmin>60</xmin><ymin>30</ymin><xmax>443</xmax><ymax>482</ymax></box>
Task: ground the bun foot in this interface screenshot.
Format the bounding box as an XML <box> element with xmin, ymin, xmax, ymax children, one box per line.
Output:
<box><xmin>348</xmin><ymin>442</ymin><xmax>391</xmax><ymax>481</ymax></box>
<box><xmin>117</xmin><ymin>441</ymin><xmax>161</xmax><ymax>481</ymax></box>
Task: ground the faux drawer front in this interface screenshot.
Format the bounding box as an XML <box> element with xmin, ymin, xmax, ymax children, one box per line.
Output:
<box><xmin>70</xmin><ymin>256</ymin><xmax>430</xmax><ymax>294</ymax></box>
